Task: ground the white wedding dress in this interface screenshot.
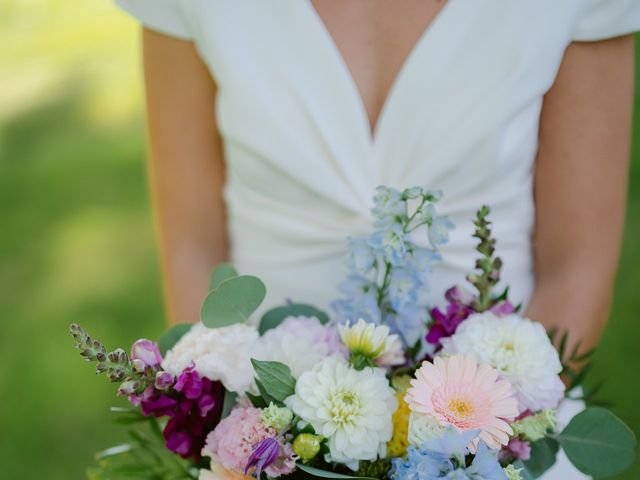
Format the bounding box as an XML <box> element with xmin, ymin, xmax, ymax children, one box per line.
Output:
<box><xmin>116</xmin><ymin>1</ymin><xmax>640</xmax><ymax>478</ymax></box>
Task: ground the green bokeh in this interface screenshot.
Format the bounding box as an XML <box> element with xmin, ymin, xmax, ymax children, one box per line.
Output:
<box><xmin>0</xmin><ymin>2</ymin><xmax>638</xmax><ymax>479</ymax></box>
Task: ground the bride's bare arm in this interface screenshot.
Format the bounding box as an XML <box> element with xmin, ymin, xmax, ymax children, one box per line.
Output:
<box><xmin>142</xmin><ymin>29</ymin><xmax>228</xmax><ymax>325</ymax></box>
<box><xmin>526</xmin><ymin>35</ymin><xmax>635</xmax><ymax>353</ymax></box>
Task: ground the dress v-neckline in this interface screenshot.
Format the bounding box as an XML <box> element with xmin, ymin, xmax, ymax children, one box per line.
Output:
<box><xmin>303</xmin><ymin>0</ymin><xmax>455</xmax><ymax>147</ymax></box>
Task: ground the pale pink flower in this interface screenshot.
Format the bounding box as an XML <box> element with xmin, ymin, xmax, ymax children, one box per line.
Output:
<box><xmin>406</xmin><ymin>355</ymin><xmax>518</xmax><ymax>450</ymax></box>
<box><xmin>202</xmin><ymin>407</ymin><xmax>295</xmax><ymax>477</ymax></box>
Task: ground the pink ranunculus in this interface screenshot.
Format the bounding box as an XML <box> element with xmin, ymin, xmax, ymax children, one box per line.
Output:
<box><xmin>131</xmin><ymin>339</ymin><xmax>163</xmax><ymax>367</ymax></box>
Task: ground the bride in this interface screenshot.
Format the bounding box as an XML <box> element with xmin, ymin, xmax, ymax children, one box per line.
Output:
<box><xmin>115</xmin><ymin>1</ymin><xmax>639</xmax><ymax>478</ymax></box>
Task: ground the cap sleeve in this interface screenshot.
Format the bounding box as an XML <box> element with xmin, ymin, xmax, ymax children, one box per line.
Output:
<box><xmin>115</xmin><ymin>0</ymin><xmax>192</xmax><ymax>40</ymax></box>
<box><xmin>573</xmin><ymin>0</ymin><xmax>640</xmax><ymax>41</ymax></box>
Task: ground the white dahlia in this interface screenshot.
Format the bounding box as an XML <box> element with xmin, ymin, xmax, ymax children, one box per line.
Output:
<box><xmin>162</xmin><ymin>322</ymin><xmax>259</xmax><ymax>394</ymax></box>
<box><xmin>440</xmin><ymin>312</ymin><xmax>565</xmax><ymax>412</ymax></box>
<box><xmin>339</xmin><ymin>319</ymin><xmax>404</xmax><ymax>367</ymax></box>
<box><xmin>257</xmin><ymin>316</ymin><xmax>347</xmax><ymax>379</ymax></box>
<box><xmin>285</xmin><ymin>357</ymin><xmax>397</xmax><ymax>467</ymax></box>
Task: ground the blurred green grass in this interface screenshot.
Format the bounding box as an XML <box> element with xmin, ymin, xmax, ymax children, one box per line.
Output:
<box><xmin>0</xmin><ymin>1</ymin><xmax>638</xmax><ymax>479</ymax></box>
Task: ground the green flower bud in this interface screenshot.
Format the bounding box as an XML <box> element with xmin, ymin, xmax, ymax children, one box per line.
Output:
<box><xmin>293</xmin><ymin>433</ymin><xmax>322</xmax><ymax>462</ymax></box>
<box><xmin>511</xmin><ymin>409</ymin><xmax>556</xmax><ymax>442</ymax></box>
<box><xmin>503</xmin><ymin>464</ymin><xmax>523</xmax><ymax>480</ymax></box>
<box><xmin>260</xmin><ymin>402</ymin><xmax>293</xmax><ymax>431</ymax></box>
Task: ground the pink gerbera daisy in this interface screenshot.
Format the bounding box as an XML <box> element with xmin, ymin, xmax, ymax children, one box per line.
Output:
<box><xmin>405</xmin><ymin>355</ymin><xmax>518</xmax><ymax>450</ymax></box>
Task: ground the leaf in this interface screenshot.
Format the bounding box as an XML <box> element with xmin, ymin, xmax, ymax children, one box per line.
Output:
<box><xmin>521</xmin><ymin>437</ymin><xmax>559</xmax><ymax>478</ymax></box>
<box><xmin>296</xmin><ymin>464</ymin><xmax>375</xmax><ymax>480</ymax></box>
<box><xmin>259</xmin><ymin>303</ymin><xmax>330</xmax><ymax>334</ymax></box>
<box><xmin>222</xmin><ymin>390</ymin><xmax>238</xmax><ymax>419</ymax></box>
<box><xmin>251</xmin><ymin>359</ymin><xmax>296</xmax><ymax>403</ymax></box>
<box><xmin>256</xmin><ymin>379</ymin><xmax>278</xmax><ymax>406</ymax></box>
<box><xmin>95</xmin><ymin>443</ymin><xmax>139</xmax><ymax>460</ymax></box>
<box><xmin>246</xmin><ymin>391</ymin><xmax>268</xmax><ymax>408</ymax></box>
<box><xmin>558</xmin><ymin>407</ymin><xmax>636</xmax><ymax>478</ymax></box>
<box><xmin>201</xmin><ymin>275</ymin><xmax>266</xmax><ymax>327</ymax></box>
<box><xmin>209</xmin><ymin>263</ymin><xmax>238</xmax><ymax>290</ymax></box>
<box><xmin>157</xmin><ymin>323</ymin><xmax>192</xmax><ymax>356</ymax></box>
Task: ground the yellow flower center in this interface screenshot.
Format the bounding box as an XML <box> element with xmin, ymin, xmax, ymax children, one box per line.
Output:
<box><xmin>330</xmin><ymin>390</ymin><xmax>361</xmax><ymax>426</ymax></box>
<box><xmin>447</xmin><ymin>397</ymin><xmax>475</xmax><ymax>420</ymax></box>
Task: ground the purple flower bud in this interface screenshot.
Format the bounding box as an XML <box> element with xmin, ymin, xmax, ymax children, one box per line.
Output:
<box><xmin>489</xmin><ymin>300</ymin><xmax>516</xmax><ymax>317</ymax></box>
<box><xmin>444</xmin><ymin>285</ymin><xmax>476</xmax><ymax>306</ymax></box>
<box><xmin>131</xmin><ymin>339</ymin><xmax>162</xmax><ymax>368</ymax></box>
<box><xmin>244</xmin><ymin>438</ymin><xmax>280</xmax><ymax>478</ymax></box>
<box><xmin>132</xmin><ymin>358</ymin><xmax>146</xmax><ymax>372</ymax></box>
<box><xmin>155</xmin><ymin>370</ymin><xmax>175</xmax><ymax>390</ymax></box>
<box><xmin>174</xmin><ymin>366</ymin><xmax>203</xmax><ymax>400</ymax></box>
<box><xmin>117</xmin><ymin>380</ymin><xmax>138</xmax><ymax>396</ymax></box>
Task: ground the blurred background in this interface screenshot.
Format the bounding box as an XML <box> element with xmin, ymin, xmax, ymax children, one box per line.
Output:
<box><xmin>0</xmin><ymin>1</ymin><xmax>638</xmax><ymax>479</ymax></box>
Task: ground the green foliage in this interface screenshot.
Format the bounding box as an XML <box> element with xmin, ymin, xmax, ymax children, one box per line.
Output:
<box><xmin>87</xmin><ymin>415</ymin><xmax>197</xmax><ymax>479</ymax></box>
<box><xmin>221</xmin><ymin>390</ymin><xmax>238</xmax><ymax>420</ymax></box>
<box><xmin>296</xmin><ymin>463</ymin><xmax>375</xmax><ymax>480</ymax></box>
<box><xmin>209</xmin><ymin>263</ymin><xmax>238</xmax><ymax>291</ymax></box>
<box><xmin>200</xmin><ymin>275</ymin><xmax>266</xmax><ymax>327</ymax></box>
<box><xmin>467</xmin><ymin>206</ymin><xmax>503</xmax><ymax>311</ymax></box>
<box><xmin>259</xmin><ymin>303</ymin><xmax>330</xmax><ymax>334</ymax></box>
<box><xmin>557</xmin><ymin>407</ymin><xmax>636</xmax><ymax>478</ymax></box>
<box><xmin>251</xmin><ymin>359</ymin><xmax>296</xmax><ymax>404</ymax></box>
<box><xmin>157</xmin><ymin>324</ymin><xmax>192</xmax><ymax>356</ymax></box>
<box><xmin>519</xmin><ymin>437</ymin><xmax>560</xmax><ymax>478</ymax></box>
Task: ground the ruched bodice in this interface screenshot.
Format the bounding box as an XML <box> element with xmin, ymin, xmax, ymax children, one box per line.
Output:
<box><xmin>115</xmin><ymin>0</ymin><xmax>640</xmax><ymax>314</ymax></box>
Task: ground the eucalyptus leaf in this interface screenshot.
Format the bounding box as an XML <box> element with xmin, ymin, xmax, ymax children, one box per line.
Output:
<box><xmin>222</xmin><ymin>390</ymin><xmax>238</xmax><ymax>419</ymax></box>
<box><xmin>246</xmin><ymin>391</ymin><xmax>268</xmax><ymax>409</ymax></box>
<box><xmin>297</xmin><ymin>463</ymin><xmax>375</xmax><ymax>480</ymax></box>
<box><xmin>256</xmin><ymin>378</ymin><xmax>278</xmax><ymax>406</ymax></box>
<box><xmin>209</xmin><ymin>263</ymin><xmax>238</xmax><ymax>290</ymax></box>
<box><xmin>201</xmin><ymin>275</ymin><xmax>266</xmax><ymax>327</ymax></box>
<box><xmin>521</xmin><ymin>437</ymin><xmax>559</xmax><ymax>478</ymax></box>
<box><xmin>251</xmin><ymin>359</ymin><xmax>296</xmax><ymax>403</ymax></box>
<box><xmin>158</xmin><ymin>323</ymin><xmax>192</xmax><ymax>355</ymax></box>
<box><xmin>558</xmin><ymin>407</ymin><xmax>636</xmax><ymax>478</ymax></box>
<box><xmin>259</xmin><ymin>303</ymin><xmax>330</xmax><ymax>334</ymax></box>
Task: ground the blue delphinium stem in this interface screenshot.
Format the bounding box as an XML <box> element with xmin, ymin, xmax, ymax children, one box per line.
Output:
<box><xmin>333</xmin><ymin>186</ymin><xmax>454</xmax><ymax>348</ymax></box>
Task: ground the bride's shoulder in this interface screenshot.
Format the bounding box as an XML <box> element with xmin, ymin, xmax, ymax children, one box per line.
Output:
<box><xmin>114</xmin><ymin>0</ymin><xmax>193</xmax><ymax>40</ymax></box>
<box><xmin>570</xmin><ymin>0</ymin><xmax>640</xmax><ymax>41</ymax></box>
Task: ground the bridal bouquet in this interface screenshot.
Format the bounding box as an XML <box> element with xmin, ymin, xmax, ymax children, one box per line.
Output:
<box><xmin>71</xmin><ymin>187</ymin><xmax>635</xmax><ymax>480</ymax></box>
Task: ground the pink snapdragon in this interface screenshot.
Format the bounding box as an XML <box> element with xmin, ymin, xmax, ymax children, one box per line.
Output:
<box><xmin>131</xmin><ymin>339</ymin><xmax>163</xmax><ymax>368</ymax></box>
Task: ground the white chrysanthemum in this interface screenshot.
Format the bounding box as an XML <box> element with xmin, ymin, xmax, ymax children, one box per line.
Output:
<box><xmin>285</xmin><ymin>357</ymin><xmax>397</xmax><ymax>467</ymax></box>
<box><xmin>257</xmin><ymin>316</ymin><xmax>347</xmax><ymax>379</ymax></box>
<box><xmin>339</xmin><ymin>319</ymin><xmax>404</xmax><ymax>367</ymax></box>
<box><xmin>162</xmin><ymin>322</ymin><xmax>258</xmax><ymax>394</ymax></box>
<box><xmin>441</xmin><ymin>312</ymin><xmax>565</xmax><ymax>412</ymax></box>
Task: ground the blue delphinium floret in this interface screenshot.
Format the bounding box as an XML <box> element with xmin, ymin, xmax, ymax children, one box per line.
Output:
<box><xmin>333</xmin><ymin>186</ymin><xmax>454</xmax><ymax>352</ymax></box>
<box><xmin>390</xmin><ymin>429</ymin><xmax>506</xmax><ymax>480</ymax></box>
<box><xmin>368</xmin><ymin>223</ymin><xmax>408</xmax><ymax>265</ymax></box>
